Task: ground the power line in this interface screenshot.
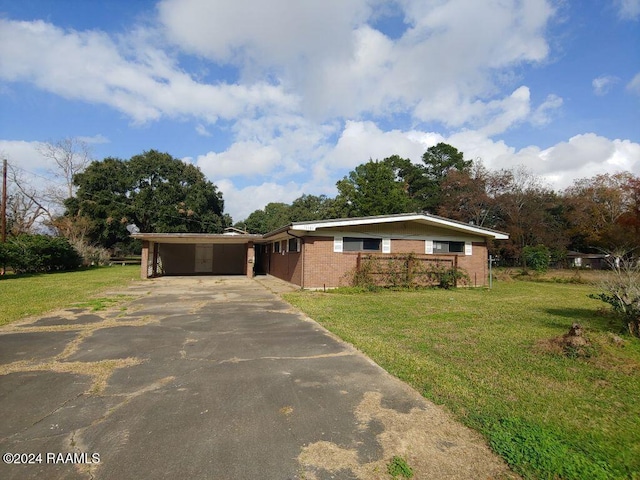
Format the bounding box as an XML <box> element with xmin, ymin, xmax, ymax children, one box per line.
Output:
<box><xmin>8</xmin><ymin>163</ymin><xmax>69</xmax><ymax>188</ymax></box>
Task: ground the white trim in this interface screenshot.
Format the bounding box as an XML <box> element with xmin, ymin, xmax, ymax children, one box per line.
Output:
<box><xmin>465</xmin><ymin>241</ymin><xmax>472</xmax><ymax>255</ymax></box>
<box><xmin>425</xmin><ymin>240</ymin><xmax>433</xmax><ymax>255</ymax></box>
<box><xmin>288</xmin><ymin>213</ymin><xmax>508</xmax><ymax>240</ymax></box>
<box><xmin>333</xmin><ymin>236</ymin><xmax>343</xmax><ymax>253</ymax></box>
<box><xmin>382</xmin><ymin>238</ymin><xmax>391</xmax><ymax>254</ymax></box>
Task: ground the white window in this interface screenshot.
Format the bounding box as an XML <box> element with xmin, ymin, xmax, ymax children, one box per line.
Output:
<box><xmin>434</xmin><ymin>241</ymin><xmax>465</xmax><ymax>254</ymax></box>
<box><xmin>428</xmin><ymin>240</ymin><xmax>468</xmax><ymax>254</ymax></box>
<box><xmin>343</xmin><ymin>237</ymin><xmax>382</xmax><ymax>252</ymax></box>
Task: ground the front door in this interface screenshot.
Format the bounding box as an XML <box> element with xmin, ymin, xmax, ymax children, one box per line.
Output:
<box><xmin>194</xmin><ymin>244</ymin><xmax>213</xmax><ymax>273</ymax></box>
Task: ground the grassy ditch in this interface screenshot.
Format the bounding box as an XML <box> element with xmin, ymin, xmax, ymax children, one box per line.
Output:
<box><xmin>0</xmin><ymin>265</ymin><xmax>140</xmax><ymax>326</ymax></box>
<box><xmin>284</xmin><ymin>280</ymin><xmax>640</xmax><ymax>479</ymax></box>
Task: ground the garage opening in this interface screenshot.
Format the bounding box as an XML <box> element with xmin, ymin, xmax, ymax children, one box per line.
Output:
<box><xmin>159</xmin><ymin>243</ymin><xmax>247</xmax><ymax>275</ymax></box>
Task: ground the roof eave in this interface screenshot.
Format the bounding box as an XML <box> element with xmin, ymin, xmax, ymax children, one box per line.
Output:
<box><xmin>276</xmin><ymin>213</ymin><xmax>509</xmax><ymax>240</ymax></box>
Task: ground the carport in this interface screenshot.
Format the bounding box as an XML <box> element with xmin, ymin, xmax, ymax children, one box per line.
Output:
<box><xmin>133</xmin><ymin>232</ymin><xmax>264</xmax><ymax>278</ymax></box>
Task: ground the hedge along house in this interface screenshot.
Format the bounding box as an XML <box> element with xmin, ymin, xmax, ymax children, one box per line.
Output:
<box><xmin>134</xmin><ymin>213</ymin><xmax>508</xmax><ymax>288</ymax></box>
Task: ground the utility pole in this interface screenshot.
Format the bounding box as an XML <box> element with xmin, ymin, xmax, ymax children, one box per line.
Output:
<box><xmin>1</xmin><ymin>158</ymin><xmax>6</xmax><ymax>244</ymax></box>
<box><xmin>1</xmin><ymin>158</ymin><xmax>6</xmax><ymax>275</ymax></box>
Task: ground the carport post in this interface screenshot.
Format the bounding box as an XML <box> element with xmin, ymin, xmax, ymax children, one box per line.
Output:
<box><xmin>140</xmin><ymin>241</ymin><xmax>150</xmax><ymax>279</ymax></box>
<box><xmin>246</xmin><ymin>241</ymin><xmax>255</xmax><ymax>278</ymax></box>
<box><xmin>152</xmin><ymin>242</ymin><xmax>159</xmax><ymax>277</ymax></box>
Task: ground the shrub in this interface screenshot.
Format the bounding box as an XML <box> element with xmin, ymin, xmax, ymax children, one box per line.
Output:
<box><xmin>70</xmin><ymin>240</ymin><xmax>111</xmax><ymax>266</ymax></box>
<box><xmin>350</xmin><ymin>255</ymin><xmax>381</xmax><ymax>291</ymax></box>
<box><xmin>350</xmin><ymin>254</ymin><xmax>469</xmax><ymax>289</ymax></box>
<box><xmin>0</xmin><ymin>242</ymin><xmax>11</xmax><ymax>268</ymax></box>
<box><xmin>522</xmin><ymin>245</ymin><xmax>550</xmax><ymax>272</ymax></box>
<box><xmin>589</xmin><ymin>254</ymin><xmax>640</xmax><ymax>337</ymax></box>
<box><xmin>436</xmin><ymin>266</ymin><xmax>469</xmax><ymax>289</ymax></box>
<box><xmin>2</xmin><ymin>234</ymin><xmax>82</xmax><ymax>274</ymax></box>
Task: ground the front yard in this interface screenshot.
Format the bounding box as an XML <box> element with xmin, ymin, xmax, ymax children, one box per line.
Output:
<box><xmin>0</xmin><ymin>265</ymin><xmax>140</xmax><ymax>326</ymax></box>
<box><xmin>284</xmin><ymin>279</ymin><xmax>640</xmax><ymax>479</ymax></box>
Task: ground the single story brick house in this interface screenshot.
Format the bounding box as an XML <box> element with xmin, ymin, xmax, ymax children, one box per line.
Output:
<box><xmin>133</xmin><ymin>213</ymin><xmax>508</xmax><ymax>288</ymax></box>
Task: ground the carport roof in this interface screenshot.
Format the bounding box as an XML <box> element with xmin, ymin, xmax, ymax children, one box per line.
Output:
<box><xmin>131</xmin><ymin>233</ymin><xmax>263</xmax><ymax>244</ymax></box>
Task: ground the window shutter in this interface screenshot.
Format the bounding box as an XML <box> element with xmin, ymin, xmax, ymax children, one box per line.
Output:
<box><xmin>425</xmin><ymin>240</ymin><xmax>433</xmax><ymax>254</ymax></box>
<box><xmin>465</xmin><ymin>242</ymin><xmax>472</xmax><ymax>255</ymax></box>
<box><xmin>333</xmin><ymin>236</ymin><xmax>343</xmax><ymax>253</ymax></box>
<box><xmin>382</xmin><ymin>238</ymin><xmax>391</xmax><ymax>253</ymax></box>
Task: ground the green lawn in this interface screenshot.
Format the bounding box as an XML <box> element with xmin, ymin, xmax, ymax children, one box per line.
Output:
<box><xmin>0</xmin><ymin>265</ymin><xmax>140</xmax><ymax>326</ymax></box>
<box><xmin>284</xmin><ymin>280</ymin><xmax>640</xmax><ymax>480</ymax></box>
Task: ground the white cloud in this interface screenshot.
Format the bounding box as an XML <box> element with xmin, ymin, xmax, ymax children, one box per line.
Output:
<box><xmin>196</xmin><ymin>142</ymin><xmax>281</xmax><ymax>178</ymax></box>
<box><xmin>159</xmin><ymin>0</ymin><xmax>555</xmax><ymax>131</ymax></box>
<box><xmin>1</xmin><ymin>2</ymin><xmax>559</xmax><ymax>135</ymax></box>
<box><xmin>592</xmin><ymin>75</ymin><xmax>619</xmax><ymax>95</ymax></box>
<box><xmin>616</xmin><ymin>0</ymin><xmax>640</xmax><ymax>19</ymax></box>
<box><xmin>76</xmin><ymin>134</ymin><xmax>109</xmax><ymax>145</ymax></box>
<box><xmin>0</xmin><ymin>19</ymin><xmax>296</xmax><ymax>125</ymax></box>
<box><xmin>530</xmin><ymin>94</ymin><xmax>563</xmax><ymax>126</ymax></box>
<box><xmin>195</xmin><ymin>124</ymin><xmax>212</xmax><ymax>137</ymax></box>
<box><xmin>0</xmin><ymin>140</ymin><xmax>48</xmax><ymax>172</ymax></box>
<box><xmin>158</xmin><ymin>0</ymin><xmax>370</xmax><ymax>68</ymax></box>
<box><xmin>477</xmin><ymin>86</ymin><xmax>531</xmax><ymax>135</ymax></box>
<box><xmin>321</xmin><ymin>120</ymin><xmax>443</xmax><ymax>172</ymax></box>
<box><xmin>627</xmin><ymin>72</ymin><xmax>640</xmax><ymax>95</ymax></box>
<box><xmin>216</xmin><ymin>179</ymin><xmax>306</xmax><ymax>221</ymax></box>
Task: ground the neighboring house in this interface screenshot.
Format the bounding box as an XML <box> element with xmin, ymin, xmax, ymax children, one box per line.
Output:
<box><xmin>566</xmin><ymin>251</ymin><xmax>609</xmax><ymax>269</ymax></box>
<box><xmin>133</xmin><ymin>213</ymin><xmax>509</xmax><ymax>288</ymax></box>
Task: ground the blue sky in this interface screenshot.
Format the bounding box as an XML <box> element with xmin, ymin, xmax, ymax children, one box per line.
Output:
<box><xmin>1</xmin><ymin>0</ymin><xmax>639</xmax><ymax>221</ymax></box>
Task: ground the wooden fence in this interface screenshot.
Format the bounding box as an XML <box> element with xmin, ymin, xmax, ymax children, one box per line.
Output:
<box><xmin>354</xmin><ymin>253</ymin><xmax>460</xmax><ymax>288</ymax></box>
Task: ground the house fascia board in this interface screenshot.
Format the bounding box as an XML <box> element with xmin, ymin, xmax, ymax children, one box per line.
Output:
<box><xmin>131</xmin><ymin>233</ymin><xmax>263</xmax><ymax>244</ymax></box>
<box><xmin>284</xmin><ymin>214</ymin><xmax>509</xmax><ymax>240</ymax></box>
<box><xmin>302</xmin><ymin>230</ymin><xmax>485</xmax><ymax>243</ymax></box>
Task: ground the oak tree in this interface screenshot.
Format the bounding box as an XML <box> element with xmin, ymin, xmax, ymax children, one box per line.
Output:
<box><xmin>65</xmin><ymin>150</ymin><xmax>229</xmax><ymax>249</ymax></box>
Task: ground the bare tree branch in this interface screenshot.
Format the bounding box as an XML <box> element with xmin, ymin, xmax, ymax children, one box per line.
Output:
<box><xmin>7</xmin><ymin>166</ymin><xmax>51</xmax><ymax>231</ymax></box>
<box><xmin>38</xmin><ymin>137</ymin><xmax>93</xmax><ymax>202</ymax></box>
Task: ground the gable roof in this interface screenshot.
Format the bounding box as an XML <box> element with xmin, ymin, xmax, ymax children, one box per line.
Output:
<box><xmin>263</xmin><ymin>212</ymin><xmax>509</xmax><ymax>240</ymax></box>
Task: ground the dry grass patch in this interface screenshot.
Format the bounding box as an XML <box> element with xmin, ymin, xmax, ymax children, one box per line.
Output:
<box><xmin>0</xmin><ymin>265</ymin><xmax>139</xmax><ymax>326</ymax></box>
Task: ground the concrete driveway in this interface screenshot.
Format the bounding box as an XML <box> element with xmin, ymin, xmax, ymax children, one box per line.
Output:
<box><xmin>0</xmin><ymin>276</ymin><xmax>516</xmax><ymax>479</ymax></box>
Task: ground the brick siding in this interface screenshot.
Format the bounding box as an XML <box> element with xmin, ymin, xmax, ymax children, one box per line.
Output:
<box><xmin>268</xmin><ymin>237</ymin><xmax>490</xmax><ymax>289</ymax></box>
<box><xmin>267</xmin><ymin>248</ymin><xmax>303</xmax><ymax>285</ymax></box>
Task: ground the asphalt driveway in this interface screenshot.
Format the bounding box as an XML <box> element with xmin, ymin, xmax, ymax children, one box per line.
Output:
<box><xmin>0</xmin><ymin>276</ymin><xmax>516</xmax><ymax>479</ymax></box>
